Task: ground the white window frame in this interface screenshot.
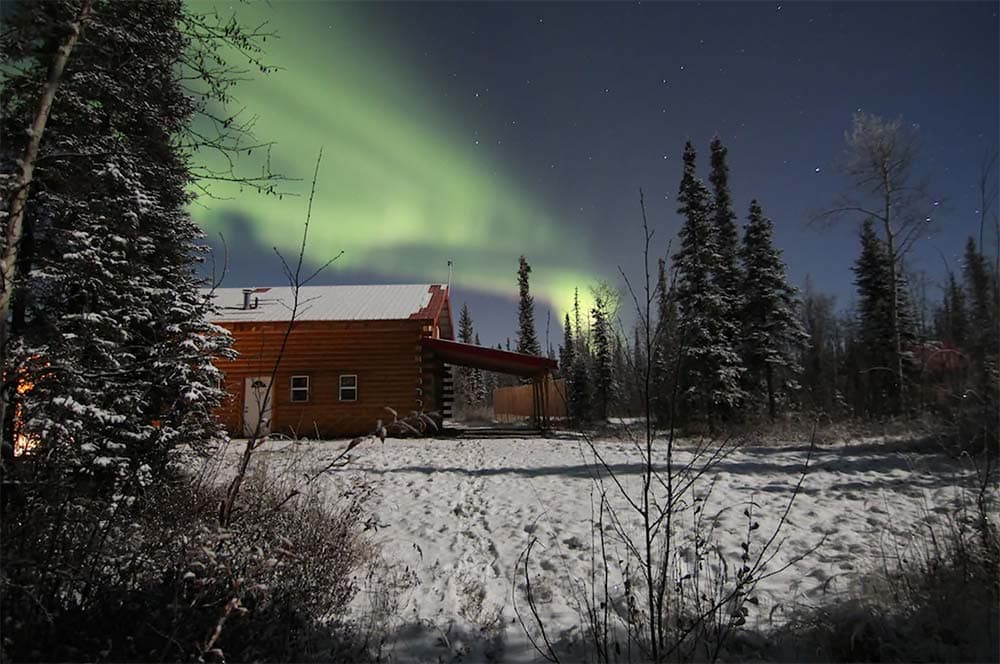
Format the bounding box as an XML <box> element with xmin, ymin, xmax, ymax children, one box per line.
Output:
<box><xmin>290</xmin><ymin>375</ymin><xmax>310</xmax><ymax>403</ymax></box>
<box><xmin>339</xmin><ymin>374</ymin><xmax>358</xmax><ymax>402</ymax></box>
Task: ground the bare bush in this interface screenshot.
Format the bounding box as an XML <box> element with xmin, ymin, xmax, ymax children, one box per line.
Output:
<box><xmin>774</xmin><ymin>474</ymin><xmax>998</xmax><ymax>663</ymax></box>
<box><xmin>0</xmin><ymin>463</ymin><xmax>373</xmax><ymax>663</ymax></box>
<box><xmin>516</xmin><ymin>192</ymin><xmax>812</xmax><ymax>663</ymax></box>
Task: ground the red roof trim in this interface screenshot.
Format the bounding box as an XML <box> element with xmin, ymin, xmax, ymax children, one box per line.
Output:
<box><xmin>410</xmin><ymin>285</ymin><xmax>449</xmax><ymax>325</ymax></box>
<box><xmin>420</xmin><ymin>337</ymin><xmax>557</xmax><ymax>377</ymax></box>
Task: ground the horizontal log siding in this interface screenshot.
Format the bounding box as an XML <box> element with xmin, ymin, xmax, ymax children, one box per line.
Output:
<box><xmin>215</xmin><ymin>319</ymin><xmax>427</xmax><ymax>437</ymax></box>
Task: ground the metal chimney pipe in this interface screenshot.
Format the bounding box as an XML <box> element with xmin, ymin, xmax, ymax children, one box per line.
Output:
<box><xmin>242</xmin><ymin>288</ymin><xmax>253</xmax><ymax>310</ymax></box>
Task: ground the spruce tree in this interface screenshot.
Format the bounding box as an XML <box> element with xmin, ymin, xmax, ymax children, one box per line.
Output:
<box><xmin>822</xmin><ymin>113</ymin><xmax>930</xmax><ymax>412</ymax></box>
<box><xmin>567</xmin><ymin>289</ymin><xmax>592</xmax><ymax>419</ymax></box>
<box><xmin>591</xmin><ymin>295</ymin><xmax>616</xmax><ymax>421</ymax></box>
<box><xmin>2</xmin><ymin>0</ymin><xmax>232</xmax><ymax>482</ymax></box>
<box><xmin>799</xmin><ymin>277</ymin><xmax>843</xmax><ymax>414</ymax></box>
<box><xmin>739</xmin><ymin>200</ymin><xmax>808</xmax><ymax>420</ymax></box>
<box><xmin>651</xmin><ymin>257</ymin><xmax>677</xmax><ymax>423</ymax></box>
<box><xmin>516</xmin><ymin>255</ymin><xmax>541</xmax><ymax>356</ymax></box>
<box><xmin>458</xmin><ymin>302</ymin><xmax>475</xmax><ymax>344</ymax></box>
<box><xmin>569</xmin><ymin>351</ymin><xmax>592</xmax><ymax>421</ymax></box>
<box><xmin>672</xmin><ymin>141</ymin><xmax>744</xmax><ymax>423</ymax></box>
<box><xmin>853</xmin><ymin>219</ymin><xmax>915</xmax><ymax>415</ymax></box>
<box><xmin>470</xmin><ymin>333</ymin><xmax>486</xmax><ymax>407</ymax></box>
<box><xmin>708</xmin><ymin>137</ymin><xmax>742</xmax><ymax>319</ymax></box>
<box><xmin>560</xmin><ymin>313</ymin><xmax>575</xmax><ymax>377</ymax></box>
<box><xmin>933</xmin><ymin>272</ymin><xmax>968</xmax><ymax>348</ymax></box>
<box><xmin>454</xmin><ymin>303</ymin><xmax>475</xmax><ymax>409</ymax></box>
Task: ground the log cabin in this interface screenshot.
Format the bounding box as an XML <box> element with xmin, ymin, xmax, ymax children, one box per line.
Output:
<box><xmin>206</xmin><ymin>284</ymin><xmax>558</xmax><ymax>438</ymax></box>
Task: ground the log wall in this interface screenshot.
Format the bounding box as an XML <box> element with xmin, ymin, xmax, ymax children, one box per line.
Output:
<box><xmin>215</xmin><ymin>319</ymin><xmax>433</xmax><ymax>437</ymax></box>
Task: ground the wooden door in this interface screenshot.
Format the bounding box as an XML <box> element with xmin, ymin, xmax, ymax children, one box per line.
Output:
<box><xmin>243</xmin><ymin>376</ymin><xmax>273</xmax><ymax>437</ymax></box>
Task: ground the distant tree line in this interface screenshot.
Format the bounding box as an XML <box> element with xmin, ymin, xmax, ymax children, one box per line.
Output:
<box><xmin>481</xmin><ymin>119</ymin><xmax>998</xmax><ymax>434</ymax></box>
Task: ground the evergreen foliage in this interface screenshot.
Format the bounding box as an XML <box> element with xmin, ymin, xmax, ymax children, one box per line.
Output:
<box><xmin>672</xmin><ymin>142</ymin><xmax>745</xmax><ymax>423</ymax></box>
<box><xmin>651</xmin><ymin>257</ymin><xmax>677</xmax><ymax>423</ymax></box>
<box><xmin>516</xmin><ymin>255</ymin><xmax>541</xmax><ymax>356</ymax></box>
<box><xmin>591</xmin><ymin>295</ymin><xmax>616</xmax><ymax>421</ymax></box>
<box><xmin>1</xmin><ymin>0</ymin><xmax>232</xmax><ymax>482</ymax></box>
<box><xmin>739</xmin><ymin>200</ymin><xmax>808</xmax><ymax>420</ymax></box>
<box><xmin>852</xmin><ymin>219</ymin><xmax>916</xmax><ymax>415</ymax></box>
<box><xmin>454</xmin><ymin>303</ymin><xmax>475</xmax><ymax>410</ymax></box>
<box><xmin>708</xmin><ymin>137</ymin><xmax>743</xmax><ymax>320</ymax></box>
<box><xmin>798</xmin><ymin>277</ymin><xmax>844</xmax><ymax>414</ymax></box>
<box><xmin>963</xmin><ymin>237</ymin><xmax>999</xmax><ymax>363</ymax></box>
<box><xmin>567</xmin><ymin>288</ymin><xmax>592</xmax><ymax>419</ymax></box>
<box><xmin>560</xmin><ymin>313</ymin><xmax>575</xmax><ymax>378</ymax></box>
<box><xmin>470</xmin><ymin>333</ymin><xmax>486</xmax><ymax>407</ymax></box>
<box><xmin>933</xmin><ymin>272</ymin><xmax>968</xmax><ymax>348</ymax></box>
<box><xmin>458</xmin><ymin>303</ymin><xmax>475</xmax><ymax>344</ymax></box>
<box><xmin>827</xmin><ymin>112</ymin><xmax>930</xmax><ymax>413</ymax></box>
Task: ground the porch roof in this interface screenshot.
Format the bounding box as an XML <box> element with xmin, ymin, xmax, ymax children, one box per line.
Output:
<box><xmin>419</xmin><ymin>337</ymin><xmax>557</xmax><ymax>378</ymax></box>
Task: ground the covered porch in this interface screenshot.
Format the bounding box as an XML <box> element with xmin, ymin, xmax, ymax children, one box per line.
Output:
<box><xmin>418</xmin><ymin>337</ymin><xmax>559</xmax><ymax>429</ymax></box>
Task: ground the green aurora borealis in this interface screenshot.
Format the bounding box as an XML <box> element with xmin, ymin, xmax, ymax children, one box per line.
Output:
<box><xmin>192</xmin><ymin>2</ymin><xmax>597</xmax><ymax>315</ymax></box>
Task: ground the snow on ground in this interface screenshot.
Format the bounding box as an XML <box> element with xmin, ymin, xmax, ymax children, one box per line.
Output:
<box><xmin>225</xmin><ymin>433</ymin><xmax>982</xmax><ymax>662</ymax></box>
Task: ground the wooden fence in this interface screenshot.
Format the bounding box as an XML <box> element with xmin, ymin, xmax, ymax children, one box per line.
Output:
<box><xmin>493</xmin><ymin>377</ymin><xmax>567</xmax><ymax>422</ymax></box>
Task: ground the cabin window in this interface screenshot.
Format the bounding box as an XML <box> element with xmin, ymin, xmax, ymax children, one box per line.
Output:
<box><xmin>339</xmin><ymin>374</ymin><xmax>358</xmax><ymax>402</ymax></box>
<box><xmin>290</xmin><ymin>375</ymin><xmax>310</xmax><ymax>402</ymax></box>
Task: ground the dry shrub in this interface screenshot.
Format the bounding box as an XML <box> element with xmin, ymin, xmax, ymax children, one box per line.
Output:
<box><xmin>0</xmin><ymin>462</ymin><xmax>374</xmax><ymax>662</ymax></box>
<box><xmin>775</xmin><ymin>483</ymin><xmax>999</xmax><ymax>663</ymax></box>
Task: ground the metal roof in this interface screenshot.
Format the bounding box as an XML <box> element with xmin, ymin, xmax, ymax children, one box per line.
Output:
<box><xmin>205</xmin><ymin>284</ymin><xmax>447</xmax><ymax>323</ymax></box>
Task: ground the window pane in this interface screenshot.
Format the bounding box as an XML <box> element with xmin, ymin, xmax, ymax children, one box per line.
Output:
<box><xmin>291</xmin><ymin>376</ymin><xmax>309</xmax><ymax>389</ymax></box>
<box><xmin>340</xmin><ymin>375</ymin><xmax>357</xmax><ymax>388</ymax></box>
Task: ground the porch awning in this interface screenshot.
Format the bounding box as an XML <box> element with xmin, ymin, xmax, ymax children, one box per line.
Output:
<box><xmin>420</xmin><ymin>337</ymin><xmax>557</xmax><ymax>378</ymax></box>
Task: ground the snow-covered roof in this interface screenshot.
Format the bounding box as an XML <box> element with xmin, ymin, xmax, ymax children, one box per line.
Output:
<box><xmin>204</xmin><ymin>284</ymin><xmax>447</xmax><ymax>323</ymax></box>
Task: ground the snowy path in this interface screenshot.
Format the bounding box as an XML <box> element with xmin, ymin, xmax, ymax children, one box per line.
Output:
<box><xmin>231</xmin><ymin>434</ymin><xmax>983</xmax><ymax>662</ymax></box>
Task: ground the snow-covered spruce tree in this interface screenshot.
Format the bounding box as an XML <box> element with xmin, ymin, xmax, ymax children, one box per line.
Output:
<box><xmin>1</xmin><ymin>0</ymin><xmax>232</xmax><ymax>485</ymax></box>
<box><xmin>454</xmin><ymin>302</ymin><xmax>475</xmax><ymax>410</ymax></box>
<box><xmin>516</xmin><ymin>255</ymin><xmax>542</xmax><ymax>356</ymax></box>
<box><xmin>560</xmin><ymin>312</ymin><xmax>575</xmax><ymax>377</ymax></box>
<box><xmin>672</xmin><ymin>142</ymin><xmax>745</xmax><ymax>425</ymax></box>
<box><xmin>470</xmin><ymin>333</ymin><xmax>486</xmax><ymax>408</ymax></box>
<box><xmin>853</xmin><ymin>219</ymin><xmax>916</xmax><ymax>415</ymax></box>
<box><xmin>567</xmin><ymin>288</ymin><xmax>592</xmax><ymax>420</ymax></box>
<box><xmin>739</xmin><ymin>200</ymin><xmax>808</xmax><ymax>421</ymax></box>
<box><xmin>591</xmin><ymin>295</ymin><xmax>616</xmax><ymax>421</ymax></box>
<box><xmin>708</xmin><ymin>137</ymin><xmax>743</xmax><ymax>324</ymax></box>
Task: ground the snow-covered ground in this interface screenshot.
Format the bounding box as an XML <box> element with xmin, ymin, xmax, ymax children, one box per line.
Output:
<box><xmin>223</xmin><ymin>432</ymin><xmax>984</xmax><ymax>662</ymax></box>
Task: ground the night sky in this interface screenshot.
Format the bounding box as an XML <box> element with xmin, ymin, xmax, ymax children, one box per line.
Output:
<box><xmin>196</xmin><ymin>1</ymin><xmax>999</xmax><ymax>347</ymax></box>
